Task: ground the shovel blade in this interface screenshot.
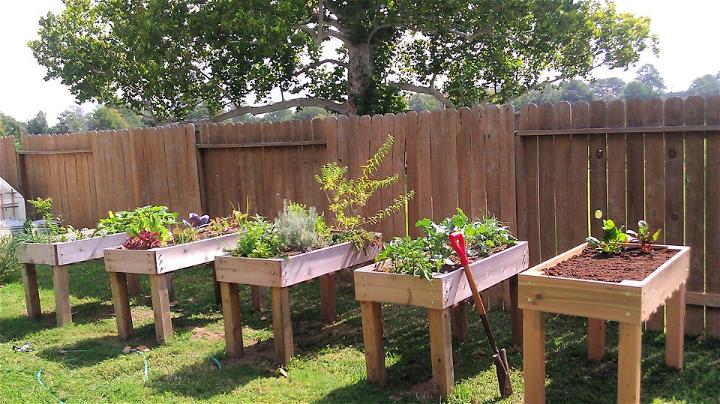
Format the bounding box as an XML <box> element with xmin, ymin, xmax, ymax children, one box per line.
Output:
<box><xmin>493</xmin><ymin>350</ymin><xmax>513</xmax><ymax>398</ymax></box>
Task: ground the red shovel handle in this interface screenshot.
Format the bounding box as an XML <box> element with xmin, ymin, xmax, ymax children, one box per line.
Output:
<box><xmin>448</xmin><ymin>232</ymin><xmax>469</xmax><ymax>266</ymax></box>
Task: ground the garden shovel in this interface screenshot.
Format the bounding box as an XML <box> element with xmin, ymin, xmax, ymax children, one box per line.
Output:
<box><xmin>448</xmin><ymin>232</ymin><xmax>513</xmax><ymax>398</ymax></box>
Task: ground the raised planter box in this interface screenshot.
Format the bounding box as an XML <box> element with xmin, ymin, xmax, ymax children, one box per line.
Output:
<box><xmin>103</xmin><ymin>233</ymin><xmax>239</xmax><ymax>343</ymax></box>
<box><xmin>216</xmin><ymin>240</ymin><xmax>381</xmax><ymax>366</ymax></box>
<box><xmin>518</xmin><ymin>243</ymin><xmax>689</xmax><ymax>404</ymax></box>
<box><xmin>16</xmin><ymin>232</ymin><xmax>128</xmax><ymax>327</ymax></box>
<box><xmin>354</xmin><ymin>241</ymin><xmax>529</xmax><ymax>397</ymax></box>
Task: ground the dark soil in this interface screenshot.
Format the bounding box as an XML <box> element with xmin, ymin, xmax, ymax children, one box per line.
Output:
<box><xmin>544</xmin><ymin>247</ymin><xmax>678</xmax><ymax>282</ymax></box>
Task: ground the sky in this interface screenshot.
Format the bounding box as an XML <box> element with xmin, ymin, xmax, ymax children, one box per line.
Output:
<box><xmin>1</xmin><ymin>0</ymin><xmax>719</xmax><ymax>125</ymax></box>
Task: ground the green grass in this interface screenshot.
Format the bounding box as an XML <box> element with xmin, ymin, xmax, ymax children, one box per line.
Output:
<box><xmin>1</xmin><ymin>262</ymin><xmax>718</xmax><ymax>403</ymax></box>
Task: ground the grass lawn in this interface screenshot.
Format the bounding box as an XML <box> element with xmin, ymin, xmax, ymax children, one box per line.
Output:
<box><xmin>1</xmin><ymin>261</ymin><xmax>718</xmax><ymax>403</ymax></box>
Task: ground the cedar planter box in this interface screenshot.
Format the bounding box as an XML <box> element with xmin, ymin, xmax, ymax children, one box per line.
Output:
<box><xmin>16</xmin><ymin>232</ymin><xmax>128</xmax><ymax>327</ymax></box>
<box><xmin>354</xmin><ymin>241</ymin><xmax>529</xmax><ymax>397</ymax></box>
<box><xmin>103</xmin><ymin>233</ymin><xmax>239</xmax><ymax>343</ymax></box>
<box><xmin>518</xmin><ymin>243</ymin><xmax>690</xmax><ymax>404</ymax></box>
<box><xmin>215</xmin><ymin>240</ymin><xmax>382</xmax><ymax>366</ymax></box>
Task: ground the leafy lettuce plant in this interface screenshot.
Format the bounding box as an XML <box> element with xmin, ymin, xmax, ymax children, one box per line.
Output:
<box><xmin>227</xmin><ymin>216</ymin><xmax>281</xmax><ymax>258</ymax></box>
<box><xmin>626</xmin><ymin>220</ymin><xmax>661</xmax><ymax>253</ymax></box>
<box><xmin>123</xmin><ymin>230</ymin><xmax>161</xmax><ymax>250</ymax></box>
<box><xmin>376</xmin><ymin>237</ymin><xmax>438</xmax><ymax>281</ymax></box>
<box><xmin>586</xmin><ymin>218</ymin><xmax>629</xmax><ymax>255</ymax></box>
<box><xmin>96</xmin><ymin>205</ymin><xmax>177</xmax><ymax>242</ymax></box>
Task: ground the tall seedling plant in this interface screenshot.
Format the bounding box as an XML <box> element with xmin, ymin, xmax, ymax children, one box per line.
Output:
<box><xmin>315</xmin><ymin>134</ymin><xmax>414</xmax><ymax>247</ymax></box>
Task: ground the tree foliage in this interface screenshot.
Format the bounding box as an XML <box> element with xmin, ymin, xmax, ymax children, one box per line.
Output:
<box><xmin>26</xmin><ymin>111</ymin><xmax>49</xmax><ymax>135</ymax></box>
<box><xmin>30</xmin><ymin>0</ymin><xmax>656</xmax><ymax>120</ymax></box>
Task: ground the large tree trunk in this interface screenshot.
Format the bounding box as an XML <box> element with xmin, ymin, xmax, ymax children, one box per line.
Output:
<box><xmin>347</xmin><ymin>42</ymin><xmax>373</xmax><ymax>115</ymax></box>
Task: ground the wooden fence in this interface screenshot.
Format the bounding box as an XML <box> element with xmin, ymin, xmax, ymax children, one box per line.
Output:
<box><xmin>0</xmin><ymin>97</ymin><xmax>717</xmax><ymax>336</ymax></box>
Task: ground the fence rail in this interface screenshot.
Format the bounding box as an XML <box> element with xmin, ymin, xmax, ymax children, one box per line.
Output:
<box><xmin>0</xmin><ymin>95</ymin><xmax>717</xmax><ymax>336</ymax></box>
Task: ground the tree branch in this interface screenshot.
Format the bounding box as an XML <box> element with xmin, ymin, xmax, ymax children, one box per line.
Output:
<box><xmin>295</xmin><ymin>59</ymin><xmax>348</xmax><ymax>75</ymax></box>
<box><xmin>389</xmin><ymin>82</ymin><xmax>456</xmax><ymax>108</ymax></box>
<box><xmin>212</xmin><ymin>98</ymin><xmax>347</xmax><ymax>121</ymax></box>
<box><xmin>367</xmin><ymin>23</ymin><xmax>396</xmax><ymax>42</ymax></box>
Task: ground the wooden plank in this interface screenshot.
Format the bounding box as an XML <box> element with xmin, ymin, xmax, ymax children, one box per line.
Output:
<box><xmin>521</xmin><ymin>105</ymin><xmax>541</xmax><ymax>264</ymax></box>
<box><xmin>428</xmin><ymin>308</ymin><xmax>454</xmax><ymax>397</ymax></box>
<box><xmin>606</xmin><ymin>99</ymin><xmax>626</xmax><ymax>225</ymax></box>
<box><xmin>21</xmin><ymin>264</ymin><xmax>41</xmax><ymax>319</ymax></box>
<box><xmin>405</xmin><ymin>112</ymin><xmax>421</xmax><ymax>237</ymax></box>
<box><xmin>499</xmin><ymin>105</ymin><xmax>518</xmax><ymax>232</ymax></box>
<box><xmin>316</xmin><ymin>117</ymin><xmax>334</xmax><ymax>213</ymax></box>
<box><xmin>640</xmin><ymin>247</ymin><xmax>690</xmax><ymax>321</ymax></box>
<box><xmin>288</xmin><ymin>120</ymin><xmax>303</xmax><ymax>204</ymax></box>
<box><xmin>103</xmin><ymin>247</ymin><xmax>157</xmax><ymax>274</ymax></box>
<box><xmin>587</xmin><ymin>318</ymin><xmax>606</xmax><ymax>361</ymax></box>
<box><xmin>686</xmin><ymin>291</ymin><xmax>720</xmax><ymax>308</ymax></box>
<box><xmin>319</xmin><ymin>273</ymin><xmax>337</xmax><ymax>323</ymax></box>
<box><xmin>220</xmin><ymin>282</ymin><xmax>243</xmax><ymax>359</ymax></box>
<box><xmin>353</xmin><ymin>115</ymin><xmax>372</xmax><ymax>222</ymax></box>
<box><xmin>617</xmin><ymin>322</ymin><xmax>642</xmax><ymax>404</ymax></box>
<box><xmin>214</xmin><ymin>256</ymin><xmax>284</xmax><ymax>287</ymax></box>
<box><xmin>366</xmin><ymin>114</ymin><xmax>384</xmax><ymax>233</ymax></box>
<box><xmin>336</xmin><ymin>115</ymin><xmax>350</xmax><ymax>167</ymax></box>
<box><xmin>271</xmin><ymin>287</ymin><xmax>293</xmax><ymax>366</ymax></box>
<box><xmin>516</xmin><ymin>124</ymin><xmax>720</xmax><ymax>136</ymax></box>
<box><xmin>444</xmin><ymin>109</ymin><xmax>460</xmax><ymax>219</ymax></box>
<box><xmin>391</xmin><ymin>113</ymin><xmax>407</xmax><ymax>237</ymax></box>
<box><xmin>450</xmin><ymin>302</ymin><xmax>469</xmax><ymax>340</ymax></box>
<box><xmin>626</xmin><ymin>99</ymin><xmax>645</xmax><ymax>229</ymax></box>
<box><xmin>196</xmin><ymin>139</ymin><xmax>326</xmax><ymax>149</ymax></box>
<box><xmin>52</xmin><ymin>265</ymin><xmax>72</xmax><ymax>326</ymax></box>
<box><xmin>155</xmin><ymin>233</ymin><xmax>239</xmax><ymax>273</ymax></box>
<box><xmin>415</xmin><ymin>111</ymin><xmax>432</xmax><ymax>236</ymax></box>
<box><xmin>471</xmin><ymin>107</ymin><xmax>487</xmax><ymax>218</ymax></box>
<box><xmin>457</xmin><ymin>108</ymin><xmax>473</xmax><ymax>217</ymax></box>
<box><xmin>589</xmin><ymin>101</ymin><xmax>608</xmax><ymax>238</ymax></box>
<box><xmin>16</xmin><ymin>243</ymin><xmax>56</xmax><ymax>265</ymax></box>
<box><xmin>248</xmin><ymin>122</ymin><xmax>266</xmax><ymax>215</ymax></box>
<box><xmin>251</xmin><ymin>286</ymin><xmax>265</xmax><ymax>311</ymax></box>
<box><xmin>523</xmin><ymin>309</ymin><xmax>545</xmax><ymax>404</ymax></box>
<box><xmin>707</xmin><ymin>95</ymin><xmax>720</xmax><ymax>338</ymax></box>
<box><xmin>355</xmin><ymin>266</ymin><xmax>443</xmax><ymax>309</ymax></box>
<box><xmin>429</xmin><ymin>110</ymin><xmax>446</xmax><ymax>221</ymax></box>
<box><xmin>553</xmin><ymin>102</ymin><xmax>573</xmax><ymax>253</ymax></box>
<box><xmin>360</xmin><ymin>301</ymin><xmax>386</xmax><ymax>384</ymax></box>
<box><xmin>55</xmin><ymin>233</ymin><xmax>128</xmax><ymax>265</ymax></box>
<box><xmin>664</xmin><ymin>98</ymin><xmax>684</xmax><ymax>249</ymax></box>
<box><xmin>643</xmin><ymin>98</ymin><xmax>666</xmax><ymax>331</ymax></box>
<box><xmin>379</xmin><ymin>113</ymin><xmax>395</xmax><ymax>237</ymax></box>
<box><xmin>537</xmin><ymin>103</ymin><xmax>556</xmax><ymax>261</ymax></box>
<box><xmin>282</xmin><ymin>241</ymin><xmax>380</xmax><ymax>286</ymax></box>
<box><xmin>484</xmin><ymin>106</ymin><xmax>502</xmax><ymax>219</ymax></box>
<box><xmin>569</xmin><ymin>101</ymin><xmax>589</xmax><ymax>246</ymax></box>
<box><xmin>683</xmin><ymin>95</ymin><xmax>706</xmax><ymax>336</ymax></box>
<box><xmin>149</xmin><ymin>273</ymin><xmax>173</xmax><ymax>343</ymax></box>
<box><xmin>108</xmin><ymin>271</ymin><xmax>133</xmax><ymax>339</ymax></box>
<box><xmin>665</xmin><ymin>283</ymin><xmax>685</xmax><ymax>369</ymax></box>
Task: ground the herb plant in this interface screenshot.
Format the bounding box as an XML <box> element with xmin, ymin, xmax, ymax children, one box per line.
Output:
<box><xmin>28</xmin><ymin>197</ymin><xmax>62</xmax><ymax>241</ymax></box>
<box><xmin>274</xmin><ymin>201</ymin><xmax>329</xmax><ymax>252</ymax></box>
<box><xmin>586</xmin><ymin>218</ymin><xmax>629</xmax><ymax>255</ymax></box>
<box><xmin>315</xmin><ymin>134</ymin><xmax>414</xmax><ymax>248</ymax></box>
<box><xmin>123</xmin><ymin>230</ymin><xmax>161</xmax><ymax>250</ymax></box>
<box><xmin>376</xmin><ymin>237</ymin><xmax>438</xmax><ymax>281</ymax></box>
<box><xmin>627</xmin><ymin>220</ymin><xmax>661</xmax><ymax>253</ymax></box>
<box><xmin>227</xmin><ymin>216</ymin><xmax>282</xmax><ymax>258</ymax></box>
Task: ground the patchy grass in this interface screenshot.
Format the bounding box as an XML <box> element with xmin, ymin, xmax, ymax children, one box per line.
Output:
<box><xmin>0</xmin><ymin>261</ymin><xmax>718</xmax><ymax>403</ymax></box>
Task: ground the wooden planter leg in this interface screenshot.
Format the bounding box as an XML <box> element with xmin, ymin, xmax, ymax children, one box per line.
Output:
<box><xmin>108</xmin><ymin>272</ymin><xmax>133</xmax><ymax>339</ymax></box>
<box><xmin>251</xmin><ymin>286</ymin><xmax>265</xmax><ymax>311</ymax></box>
<box><xmin>360</xmin><ymin>301</ymin><xmax>386</xmax><ymax>385</ymax></box>
<box><xmin>319</xmin><ymin>273</ymin><xmax>336</xmax><ymax>323</ymax></box>
<box><xmin>212</xmin><ymin>262</ymin><xmax>221</xmax><ymax>305</ymax></box>
<box><xmin>509</xmin><ymin>275</ymin><xmax>523</xmax><ymax>351</ymax></box>
<box><xmin>149</xmin><ymin>273</ymin><xmax>173</xmax><ymax>343</ymax></box>
<box><xmin>450</xmin><ymin>301</ymin><xmax>469</xmax><ymax>341</ymax></box>
<box><xmin>617</xmin><ymin>321</ymin><xmax>642</xmax><ymax>404</ymax></box>
<box><xmin>221</xmin><ymin>282</ymin><xmax>243</xmax><ymax>359</ymax></box>
<box><xmin>21</xmin><ymin>263</ymin><xmax>42</xmax><ymax>320</ymax></box>
<box><xmin>665</xmin><ymin>282</ymin><xmax>685</xmax><ymax>369</ymax></box>
<box><xmin>52</xmin><ymin>265</ymin><xmax>72</xmax><ymax>326</ymax></box>
<box><xmin>126</xmin><ymin>274</ymin><xmax>142</xmax><ymax>297</ymax></box>
<box><xmin>523</xmin><ymin>309</ymin><xmax>545</xmax><ymax>404</ymax></box>
<box><xmin>587</xmin><ymin>318</ymin><xmax>606</xmax><ymax>361</ymax></box>
<box><xmin>271</xmin><ymin>287</ymin><xmax>293</xmax><ymax>366</ymax></box>
<box><xmin>428</xmin><ymin>308</ymin><xmax>454</xmax><ymax>398</ymax></box>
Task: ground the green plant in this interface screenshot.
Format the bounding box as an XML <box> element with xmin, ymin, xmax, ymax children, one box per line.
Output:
<box><xmin>171</xmin><ymin>226</ymin><xmax>199</xmax><ymax>244</ymax></box>
<box><xmin>227</xmin><ymin>216</ymin><xmax>281</xmax><ymax>258</ymax></box>
<box><xmin>28</xmin><ymin>197</ymin><xmax>62</xmax><ymax>241</ymax></box>
<box><xmin>96</xmin><ymin>206</ymin><xmax>177</xmax><ymax>242</ymax></box>
<box><xmin>274</xmin><ymin>201</ymin><xmax>329</xmax><ymax>252</ymax></box>
<box><xmin>586</xmin><ymin>218</ymin><xmax>629</xmax><ymax>255</ymax></box>
<box><xmin>627</xmin><ymin>220</ymin><xmax>661</xmax><ymax>253</ymax></box>
<box><xmin>376</xmin><ymin>237</ymin><xmax>438</xmax><ymax>281</ymax></box>
<box><xmin>315</xmin><ymin>134</ymin><xmax>413</xmax><ymax>248</ymax></box>
<box><xmin>0</xmin><ymin>236</ymin><xmax>19</xmax><ymax>284</ymax></box>
<box><xmin>123</xmin><ymin>230</ymin><xmax>161</xmax><ymax>250</ymax></box>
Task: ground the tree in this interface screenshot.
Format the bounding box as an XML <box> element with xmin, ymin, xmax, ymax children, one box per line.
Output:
<box><xmin>52</xmin><ymin>106</ymin><xmax>87</xmax><ymax>133</ymax></box>
<box><xmin>635</xmin><ymin>64</ymin><xmax>665</xmax><ymax>93</ymax></box>
<box><xmin>27</xmin><ymin>111</ymin><xmax>49</xmax><ymax>134</ymax></box>
<box><xmin>590</xmin><ymin>77</ymin><xmax>626</xmax><ymax>100</ymax></box>
<box><xmin>408</xmin><ymin>93</ymin><xmax>443</xmax><ymax>111</ymax></box>
<box><xmin>623</xmin><ymin>80</ymin><xmax>657</xmax><ymax>99</ymax></box>
<box><xmin>30</xmin><ymin>0</ymin><xmax>656</xmax><ymax>121</ymax></box>
<box><xmin>557</xmin><ymin>80</ymin><xmax>594</xmax><ymax>103</ymax></box>
<box><xmin>687</xmin><ymin>74</ymin><xmax>720</xmax><ymax>97</ymax></box>
<box><xmin>86</xmin><ymin>106</ymin><xmax>140</xmax><ymax>130</ymax></box>
<box><xmin>0</xmin><ymin>112</ymin><xmax>26</xmax><ymax>141</ymax></box>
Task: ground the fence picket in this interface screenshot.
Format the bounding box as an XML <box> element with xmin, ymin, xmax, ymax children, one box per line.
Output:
<box><xmin>706</xmin><ymin>95</ymin><xmax>720</xmax><ymax>338</ymax></box>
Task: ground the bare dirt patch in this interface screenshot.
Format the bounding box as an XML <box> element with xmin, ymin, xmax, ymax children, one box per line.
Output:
<box><xmin>544</xmin><ymin>247</ymin><xmax>678</xmax><ymax>282</ymax></box>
